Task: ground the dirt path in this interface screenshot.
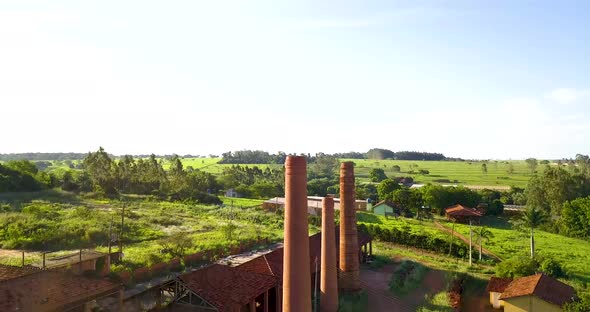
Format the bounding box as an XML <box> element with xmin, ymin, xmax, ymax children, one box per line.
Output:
<box><xmin>434</xmin><ymin>221</ymin><xmax>501</xmax><ymax>261</ymax></box>
<box><xmin>359</xmin><ymin>264</ymin><xmax>414</xmax><ymax>312</ymax></box>
<box><xmin>359</xmin><ymin>260</ymin><xmax>447</xmax><ymax>312</ymax></box>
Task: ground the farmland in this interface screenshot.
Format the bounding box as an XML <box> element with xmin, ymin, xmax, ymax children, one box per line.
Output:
<box><xmin>439</xmin><ymin>216</ymin><xmax>590</xmax><ymax>286</ymax></box>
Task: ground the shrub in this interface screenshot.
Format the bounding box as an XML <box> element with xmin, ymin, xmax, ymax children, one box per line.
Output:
<box><xmin>389</xmin><ymin>260</ymin><xmax>429</xmax><ymax>295</ymax></box>
<box><xmin>496</xmin><ymin>255</ymin><xmax>538</xmax><ymax>278</ymax></box>
<box><xmin>539</xmin><ymin>258</ymin><xmax>565</xmax><ymax>278</ymax></box>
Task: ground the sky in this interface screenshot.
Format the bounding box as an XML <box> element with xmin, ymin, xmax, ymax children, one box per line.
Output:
<box><xmin>1</xmin><ymin>0</ymin><xmax>589</xmax><ymax>159</ymax></box>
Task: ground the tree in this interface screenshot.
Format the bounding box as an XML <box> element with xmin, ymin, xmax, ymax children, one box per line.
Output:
<box><xmin>377</xmin><ymin>179</ymin><xmax>400</xmax><ymax>201</ymax></box>
<box><xmin>309</xmin><ymin>154</ymin><xmax>339</xmax><ymax>179</ymax></box>
<box><xmin>560</xmin><ymin>197</ymin><xmax>590</xmax><ymax>238</ymax></box>
<box><xmin>366</xmin><ymin>148</ymin><xmax>394</xmax><ymax>160</ymax></box>
<box><xmin>160</xmin><ymin>232</ymin><xmax>193</xmax><ymax>258</ymax></box>
<box><xmin>83</xmin><ymin>147</ymin><xmax>117</xmax><ymax>195</ymax></box>
<box><xmin>473</xmin><ymin>226</ymin><xmax>494</xmax><ymax>261</ymax></box>
<box><xmin>506</xmin><ymin>163</ymin><xmax>514</xmax><ymax>175</ymax></box>
<box><xmin>481</xmin><ymin>163</ymin><xmax>487</xmax><ymax>175</ymax></box>
<box><xmin>521</xmin><ymin>206</ymin><xmax>549</xmax><ymax>258</ymax></box>
<box><xmin>369</xmin><ymin>168</ymin><xmax>388</xmax><ymax>182</ymax></box>
<box><xmin>391</xmin><ymin>188</ymin><xmax>422</xmax><ymax>215</ymax></box>
<box><xmin>525</xmin><ymin>158</ymin><xmax>538</xmax><ymax>174</ymax></box>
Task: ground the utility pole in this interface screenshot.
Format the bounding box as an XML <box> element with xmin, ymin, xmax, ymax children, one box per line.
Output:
<box><xmin>119</xmin><ymin>204</ymin><xmax>125</xmax><ymax>256</ymax></box>
<box><xmin>469</xmin><ymin>218</ymin><xmax>473</xmax><ymax>266</ymax></box>
<box><xmin>108</xmin><ymin>215</ymin><xmax>114</xmax><ymax>255</ymax></box>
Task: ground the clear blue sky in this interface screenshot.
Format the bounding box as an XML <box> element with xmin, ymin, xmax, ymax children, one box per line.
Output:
<box><xmin>1</xmin><ymin>0</ymin><xmax>589</xmax><ymax>159</ymax></box>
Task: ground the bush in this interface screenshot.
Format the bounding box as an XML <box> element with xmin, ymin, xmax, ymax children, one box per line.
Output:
<box><xmin>539</xmin><ymin>258</ymin><xmax>565</xmax><ymax>278</ymax></box>
<box><xmin>496</xmin><ymin>255</ymin><xmax>538</xmax><ymax>278</ymax></box>
<box><xmin>389</xmin><ymin>260</ymin><xmax>429</xmax><ymax>295</ymax></box>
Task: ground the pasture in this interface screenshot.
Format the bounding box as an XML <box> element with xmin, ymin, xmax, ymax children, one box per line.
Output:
<box><xmin>439</xmin><ymin>216</ymin><xmax>590</xmax><ymax>286</ymax></box>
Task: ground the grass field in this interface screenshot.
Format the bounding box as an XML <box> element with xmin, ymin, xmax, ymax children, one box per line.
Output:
<box><xmin>25</xmin><ymin>157</ymin><xmax>542</xmax><ymax>188</ymax></box>
<box><xmin>439</xmin><ymin>216</ymin><xmax>590</xmax><ymax>285</ymax></box>
<box><xmin>347</xmin><ymin>159</ymin><xmax>538</xmax><ymax>188</ymax></box>
<box><xmin>0</xmin><ymin>190</ymin><xmax>294</xmax><ymax>270</ymax></box>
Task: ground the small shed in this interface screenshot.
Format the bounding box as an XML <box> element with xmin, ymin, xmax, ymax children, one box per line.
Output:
<box><xmin>445</xmin><ymin>204</ymin><xmax>483</xmax><ymax>223</ymax></box>
<box><xmin>499</xmin><ymin>273</ymin><xmax>576</xmax><ymax>312</ymax></box>
<box><xmin>372</xmin><ymin>201</ymin><xmax>395</xmax><ymax>216</ymax></box>
<box><xmin>486</xmin><ymin>276</ymin><xmax>513</xmax><ymax>309</ymax></box>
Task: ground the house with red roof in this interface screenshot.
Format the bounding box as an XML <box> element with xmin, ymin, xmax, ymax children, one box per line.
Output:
<box><xmin>486</xmin><ymin>273</ymin><xmax>576</xmax><ymax>311</ymax></box>
<box><xmin>445</xmin><ymin>204</ymin><xmax>483</xmax><ymax>223</ymax></box>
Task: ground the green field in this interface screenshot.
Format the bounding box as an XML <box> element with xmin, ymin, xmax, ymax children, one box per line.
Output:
<box><xmin>23</xmin><ymin>157</ymin><xmax>542</xmax><ymax>188</ymax></box>
<box><xmin>347</xmin><ymin>159</ymin><xmax>537</xmax><ymax>188</ymax></box>
<box><xmin>439</xmin><ymin>216</ymin><xmax>590</xmax><ymax>285</ymax></box>
<box><xmin>0</xmin><ymin>190</ymin><xmax>294</xmax><ymax>270</ymax></box>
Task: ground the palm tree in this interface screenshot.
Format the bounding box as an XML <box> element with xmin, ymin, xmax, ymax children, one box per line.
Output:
<box><xmin>521</xmin><ymin>206</ymin><xmax>549</xmax><ymax>258</ymax></box>
<box><xmin>473</xmin><ymin>226</ymin><xmax>494</xmax><ymax>261</ymax></box>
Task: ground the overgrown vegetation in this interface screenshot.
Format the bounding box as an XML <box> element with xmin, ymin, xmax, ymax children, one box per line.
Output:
<box><xmin>389</xmin><ymin>260</ymin><xmax>429</xmax><ymax>295</ymax></box>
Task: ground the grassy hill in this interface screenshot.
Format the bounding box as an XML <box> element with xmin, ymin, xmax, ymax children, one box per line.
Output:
<box><xmin>439</xmin><ymin>216</ymin><xmax>590</xmax><ymax>286</ymax></box>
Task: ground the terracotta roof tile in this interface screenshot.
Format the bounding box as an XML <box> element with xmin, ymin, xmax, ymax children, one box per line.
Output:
<box><xmin>499</xmin><ymin>273</ymin><xmax>576</xmax><ymax>307</ymax></box>
<box><xmin>445</xmin><ymin>204</ymin><xmax>483</xmax><ymax>217</ymax></box>
<box><xmin>238</xmin><ymin>227</ymin><xmax>372</xmax><ymax>282</ymax></box>
<box><xmin>179</xmin><ymin>264</ymin><xmax>278</xmax><ymax>312</ymax></box>
<box><xmin>0</xmin><ymin>270</ymin><xmax>121</xmax><ymax>312</ymax></box>
<box><xmin>486</xmin><ymin>277</ymin><xmax>513</xmax><ymax>292</ymax></box>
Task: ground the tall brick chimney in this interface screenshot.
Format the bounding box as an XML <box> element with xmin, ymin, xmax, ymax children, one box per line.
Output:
<box><xmin>320</xmin><ymin>196</ymin><xmax>338</xmax><ymax>312</ymax></box>
<box><xmin>339</xmin><ymin>161</ymin><xmax>360</xmax><ymax>290</ymax></box>
<box><xmin>283</xmin><ymin>156</ymin><xmax>312</xmax><ymax>312</ymax></box>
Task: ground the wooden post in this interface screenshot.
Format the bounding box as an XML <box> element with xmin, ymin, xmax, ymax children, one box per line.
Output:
<box><xmin>43</xmin><ymin>252</ymin><xmax>46</xmax><ymax>269</ymax></box>
<box><xmin>79</xmin><ymin>249</ymin><xmax>83</xmax><ymax>273</ymax></box>
<box><xmin>21</xmin><ymin>251</ymin><xmax>25</xmax><ymax>267</ymax></box>
<box><xmin>369</xmin><ymin>241</ymin><xmax>372</xmax><ymax>256</ymax></box>
<box><xmin>250</xmin><ymin>300</ymin><xmax>256</xmax><ymax>312</ymax></box>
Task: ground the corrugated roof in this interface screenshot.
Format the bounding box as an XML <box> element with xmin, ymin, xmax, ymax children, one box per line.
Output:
<box><xmin>0</xmin><ymin>270</ymin><xmax>121</xmax><ymax>312</ymax></box>
<box><xmin>499</xmin><ymin>273</ymin><xmax>576</xmax><ymax>307</ymax></box>
<box><xmin>179</xmin><ymin>264</ymin><xmax>277</xmax><ymax>312</ymax></box>
<box><xmin>445</xmin><ymin>204</ymin><xmax>483</xmax><ymax>217</ymax></box>
<box><xmin>486</xmin><ymin>277</ymin><xmax>513</xmax><ymax>293</ymax></box>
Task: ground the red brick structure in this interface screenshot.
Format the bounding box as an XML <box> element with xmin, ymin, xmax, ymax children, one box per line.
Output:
<box><xmin>282</xmin><ymin>155</ymin><xmax>312</xmax><ymax>312</ymax></box>
<box><xmin>339</xmin><ymin>162</ymin><xmax>360</xmax><ymax>291</ymax></box>
<box><xmin>320</xmin><ymin>196</ymin><xmax>338</xmax><ymax>312</ymax></box>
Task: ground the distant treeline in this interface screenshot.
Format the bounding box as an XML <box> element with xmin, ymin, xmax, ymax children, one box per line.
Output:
<box><xmin>0</xmin><ymin>153</ymin><xmax>206</xmax><ymax>161</ymax></box>
<box><xmin>0</xmin><ymin>153</ymin><xmax>88</xmax><ymax>161</ymax></box>
<box><xmin>219</xmin><ymin>149</ymin><xmax>450</xmax><ymax>164</ymax></box>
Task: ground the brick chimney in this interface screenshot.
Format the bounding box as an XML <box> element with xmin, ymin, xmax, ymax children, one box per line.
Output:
<box><xmin>320</xmin><ymin>196</ymin><xmax>338</xmax><ymax>312</ymax></box>
<box><xmin>339</xmin><ymin>162</ymin><xmax>360</xmax><ymax>290</ymax></box>
<box><xmin>283</xmin><ymin>156</ymin><xmax>312</xmax><ymax>312</ymax></box>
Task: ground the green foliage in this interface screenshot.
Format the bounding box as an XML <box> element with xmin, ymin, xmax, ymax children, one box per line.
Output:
<box><xmin>389</xmin><ymin>260</ymin><xmax>429</xmax><ymax>295</ymax></box>
<box><xmin>561</xmin><ymin>197</ymin><xmax>590</xmax><ymax>238</ymax></box>
<box><xmin>417</xmin><ymin>291</ymin><xmax>453</xmax><ymax>312</ymax></box>
<box><xmin>539</xmin><ymin>258</ymin><xmax>565</xmax><ymax>278</ymax></box>
<box><xmin>338</xmin><ymin>290</ymin><xmax>368</xmax><ymax>312</ymax></box>
<box><xmin>564</xmin><ymin>289</ymin><xmax>590</xmax><ymax>312</ymax></box>
<box><xmin>496</xmin><ymin>255</ymin><xmax>538</xmax><ymax>278</ymax></box>
<box><xmin>419</xmin><ymin>184</ymin><xmax>481</xmax><ymax>215</ymax></box>
<box><xmin>369</xmin><ymin>168</ymin><xmax>388</xmax><ymax>182</ymax></box>
<box><xmin>377</xmin><ymin>179</ymin><xmax>400</xmax><ymax>201</ymax></box>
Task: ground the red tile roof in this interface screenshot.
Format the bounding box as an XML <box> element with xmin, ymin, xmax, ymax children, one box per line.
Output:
<box><xmin>445</xmin><ymin>204</ymin><xmax>483</xmax><ymax>217</ymax></box>
<box><xmin>499</xmin><ymin>273</ymin><xmax>576</xmax><ymax>307</ymax></box>
<box><xmin>238</xmin><ymin>228</ymin><xmax>372</xmax><ymax>282</ymax></box>
<box><xmin>0</xmin><ymin>264</ymin><xmax>41</xmax><ymax>282</ymax></box>
<box><xmin>0</xmin><ymin>270</ymin><xmax>121</xmax><ymax>312</ymax></box>
<box><xmin>486</xmin><ymin>277</ymin><xmax>513</xmax><ymax>293</ymax></box>
<box><xmin>179</xmin><ymin>264</ymin><xmax>278</xmax><ymax>312</ymax></box>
